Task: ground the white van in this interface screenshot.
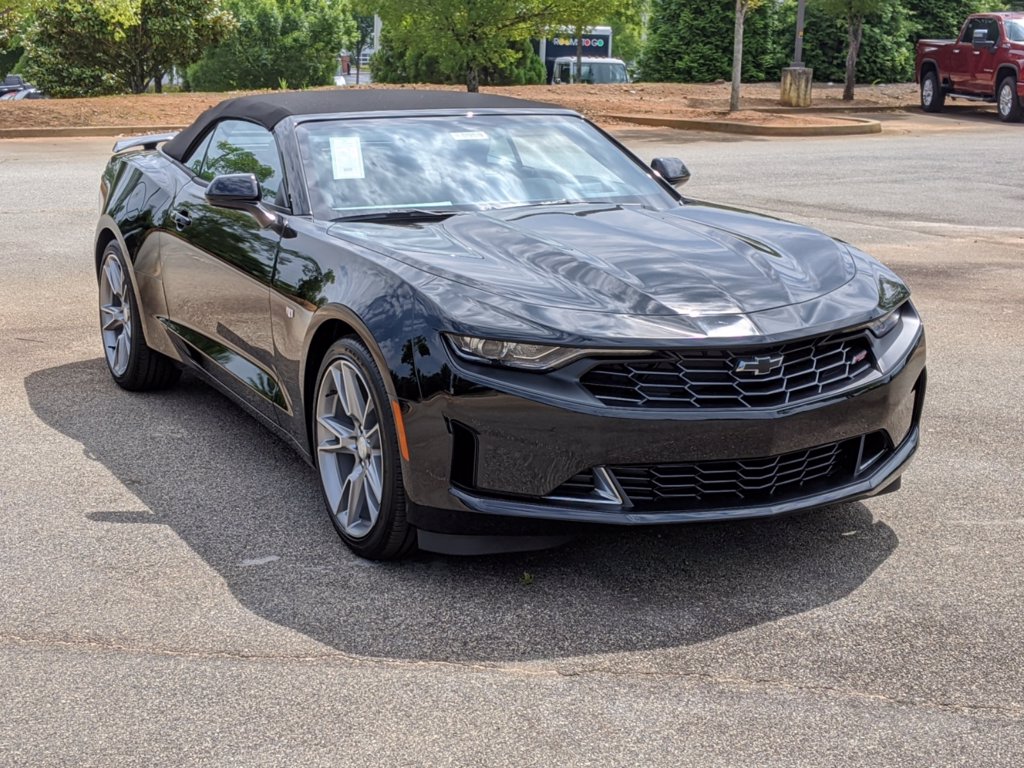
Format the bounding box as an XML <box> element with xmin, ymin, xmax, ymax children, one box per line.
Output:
<box><xmin>552</xmin><ymin>57</ymin><xmax>629</xmax><ymax>84</ymax></box>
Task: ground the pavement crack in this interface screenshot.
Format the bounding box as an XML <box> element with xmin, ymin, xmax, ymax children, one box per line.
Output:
<box><xmin>3</xmin><ymin>632</ymin><xmax>1021</xmax><ymax>720</ymax></box>
<box><xmin>564</xmin><ymin>662</ymin><xmax>1024</xmax><ymax>720</ymax></box>
<box><xmin>0</xmin><ymin>631</ymin><xmax>539</xmax><ymax>675</ymax></box>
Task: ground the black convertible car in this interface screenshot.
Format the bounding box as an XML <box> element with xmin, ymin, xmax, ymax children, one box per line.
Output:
<box><xmin>95</xmin><ymin>90</ymin><xmax>926</xmax><ymax>559</ymax></box>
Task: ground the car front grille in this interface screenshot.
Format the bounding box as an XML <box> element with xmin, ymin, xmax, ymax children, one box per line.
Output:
<box><xmin>548</xmin><ymin>432</ymin><xmax>892</xmax><ymax>513</ymax></box>
<box><xmin>579</xmin><ymin>331</ymin><xmax>874</xmax><ymax>409</ymax></box>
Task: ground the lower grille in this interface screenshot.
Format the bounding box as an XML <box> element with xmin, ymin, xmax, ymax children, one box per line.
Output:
<box><xmin>548</xmin><ymin>432</ymin><xmax>892</xmax><ymax>512</ymax></box>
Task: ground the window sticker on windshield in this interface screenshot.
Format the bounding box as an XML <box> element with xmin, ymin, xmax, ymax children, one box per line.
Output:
<box><xmin>330</xmin><ymin>136</ymin><xmax>365</xmax><ymax>180</ymax></box>
<box><xmin>450</xmin><ymin>131</ymin><xmax>489</xmax><ymax>141</ymax></box>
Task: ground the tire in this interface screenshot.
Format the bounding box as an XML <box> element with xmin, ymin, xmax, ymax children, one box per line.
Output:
<box><xmin>997</xmin><ymin>76</ymin><xmax>1022</xmax><ymax>123</ymax></box>
<box><xmin>313</xmin><ymin>337</ymin><xmax>417</xmax><ymax>560</ymax></box>
<box><xmin>98</xmin><ymin>242</ymin><xmax>180</xmax><ymax>391</ymax></box>
<box><xmin>920</xmin><ymin>71</ymin><xmax>945</xmax><ymax>113</ymax></box>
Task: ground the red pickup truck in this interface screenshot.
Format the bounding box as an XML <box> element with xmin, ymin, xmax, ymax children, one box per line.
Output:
<box><xmin>916</xmin><ymin>12</ymin><xmax>1024</xmax><ymax>122</ymax></box>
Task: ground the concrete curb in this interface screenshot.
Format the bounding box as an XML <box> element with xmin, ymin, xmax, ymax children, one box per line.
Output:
<box><xmin>751</xmin><ymin>105</ymin><xmax>910</xmax><ymax>114</ymax></box>
<box><xmin>0</xmin><ymin>125</ymin><xmax>186</xmax><ymax>140</ymax></box>
<box><xmin>602</xmin><ymin>113</ymin><xmax>882</xmax><ymax>136</ymax></box>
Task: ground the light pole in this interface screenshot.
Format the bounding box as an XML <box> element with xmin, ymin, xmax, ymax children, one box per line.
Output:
<box><xmin>793</xmin><ymin>0</ymin><xmax>806</xmax><ymax>67</ymax></box>
<box><xmin>780</xmin><ymin>0</ymin><xmax>812</xmax><ymax>106</ymax></box>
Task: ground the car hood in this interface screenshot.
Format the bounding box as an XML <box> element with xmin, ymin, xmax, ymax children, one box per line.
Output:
<box><xmin>327</xmin><ymin>203</ymin><xmax>856</xmax><ymax>317</ymax></box>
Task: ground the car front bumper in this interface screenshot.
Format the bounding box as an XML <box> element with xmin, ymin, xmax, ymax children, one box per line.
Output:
<box><xmin>400</xmin><ymin>322</ymin><xmax>926</xmax><ymax>534</ymax></box>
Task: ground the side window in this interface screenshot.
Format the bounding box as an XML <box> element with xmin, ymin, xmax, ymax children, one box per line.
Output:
<box><xmin>197</xmin><ymin>120</ymin><xmax>286</xmax><ymax>206</ymax></box>
<box><xmin>961</xmin><ymin>19</ymin><xmax>980</xmax><ymax>43</ymax></box>
<box><xmin>183</xmin><ymin>131</ymin><xmax>213</xmax><ymax>177</ymax></box>
<box><xmin>983</xmin><ymin>19</ymin><xmax>1000</xmax><ymax>44</ymax></box>
<box><xmin>963</xmin><ymin>18</ymin><xmax>999</xmax><ymax>44</ymax></box>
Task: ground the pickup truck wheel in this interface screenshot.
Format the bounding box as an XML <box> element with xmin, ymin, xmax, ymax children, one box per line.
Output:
<box><xmin>997</xmin><ymin>77</ymin><xmax>1022</xmax><ymax>123</ymax></box>
<box><xmin>920</xmin><ymin>71</ymin><xmax>944</xmax><ymax>113</ymax></box>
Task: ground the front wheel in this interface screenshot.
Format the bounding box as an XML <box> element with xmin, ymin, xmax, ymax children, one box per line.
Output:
<box><xmin>997</xmin><ymin>76</ymin><xmax>1022</xmax><ymax>123</ymax></box>
<box><xmin>920</xmin><ymin>71</ymin><xmax>945</xmax><ymax>113</ymax></box>
<box><xmin>313</xmin><ymin>338</ymin><xmax>416</xmax><ymax>560</ymax></box>
<box><xmin>98</xmin><ymin>242</ymin><xmax>180</xmax><ymax>391</ymax></box>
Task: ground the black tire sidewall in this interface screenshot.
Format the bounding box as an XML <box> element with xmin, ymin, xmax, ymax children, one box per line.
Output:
<box><xmin>313</xmin><ymin>338</ymin><xmax>410</xmax><ymax>557</ymax></box>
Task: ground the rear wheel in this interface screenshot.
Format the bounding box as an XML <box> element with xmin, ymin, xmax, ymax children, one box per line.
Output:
<box><xmin>313</xmin><ymin>338</ymin><xmax>416</xmax><ymax>560</ymax></box>
<box><xmin>920</xmin><ymin>71</ymin><xmax>945</xmax><ymax>113</ymax></box>
<box><xmin>997</xmin><ymin>76</ymin><xmax>1022</xmax><ymax>123</ymax></box>
<box><xmin>98</xmin><ymin>242</ymin><xmax>180</xmax><ymax>391</ymax></box>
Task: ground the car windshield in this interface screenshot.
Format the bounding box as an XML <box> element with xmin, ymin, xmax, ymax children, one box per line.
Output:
<box><xmin>295</xmin><ymin>114</ymin><xmax>677</xmax><ymax>220</ymax></box>
<box><xmin>1007</xmin><ymin>20</ymin><xmax>1024</xmax><ymax>42</ymax></box>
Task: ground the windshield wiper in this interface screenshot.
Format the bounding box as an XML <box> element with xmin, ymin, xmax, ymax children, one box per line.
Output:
<box><xmin>331</xmin><ymin>208</ymin><xmax>457</xmax><ymax>223</ymax></box>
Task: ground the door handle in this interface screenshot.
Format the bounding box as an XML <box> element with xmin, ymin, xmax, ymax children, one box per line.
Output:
<box><xmin>172</xmin><ymin>208</ymin><xmax>192</xmax><ymax>231</ymax></box>
<box><xmin>953</xmin><ymin>48</ymin><xmax>960</xmax><ymax>53</ymax></box>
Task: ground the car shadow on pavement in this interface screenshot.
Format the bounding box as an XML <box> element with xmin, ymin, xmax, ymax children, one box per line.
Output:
<box><xmin>26</xmin><ymin>358</ymin><xmax>898</xmax><ymax>663</ymax></box>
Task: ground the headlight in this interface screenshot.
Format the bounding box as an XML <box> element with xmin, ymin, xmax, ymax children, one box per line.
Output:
<box><xmin>446</xmin><ymin>335</ymin><xmax>585</xmax><ymax>370</ymax></box>
<box><xmin>868</xmin><ymin>307</ymin><xmax>901</xmax><ymax>338</ymax></box>
<box><xmin>445</xmin><ymin>334</ymin><xmax>648</xmax><ymax>371</ymax></box>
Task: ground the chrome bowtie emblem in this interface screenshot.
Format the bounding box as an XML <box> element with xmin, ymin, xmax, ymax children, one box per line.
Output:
<box><xmin>734</xmin><ymin>354</ymin><xmax>785</xmax><ymax>376</ymax></box>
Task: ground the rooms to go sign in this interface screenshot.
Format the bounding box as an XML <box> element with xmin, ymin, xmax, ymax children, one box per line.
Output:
<box><xmin>549</xmin><ymin>37</ymin><xmax>606</xmax><ymax>48</ymax></box>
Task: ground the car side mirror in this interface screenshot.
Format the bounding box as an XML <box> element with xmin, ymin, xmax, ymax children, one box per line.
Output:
<box><xmin>205</xmin><ymin>173</ymin><xmax>278</xmax><ymax>229</ymax></box>
<box><xmin>651</xmin><ymin>157</ymin><xmax>691</xmax><ymax>188</ymax></box>
<box><xmin>206</xmin><ymin>173</ymin><xmax>262</xmax><ymax>204</ymax></box>
<box><xmin>971</xmin><ymin>30</ymin><xmax>996</xmax><ymax>49</ymax></box>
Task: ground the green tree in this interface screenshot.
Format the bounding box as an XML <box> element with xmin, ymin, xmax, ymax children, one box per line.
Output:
<box><xmin>370</xmin><ymin>26</ymin><xmax>436</xmax><ymax>83</ymax></box>
<box><xmin>277</xmin><ymin>0</ymin><xmax>354</xmax><ymax>88</ymax></box>
<box><xmin>348</xmin><ymin>13</ymin><xmax>375</xmax><ymax>83</ymax></box>
<box><xmin>781</xmin><ymin>0</ymin><xmax>913</xmax><ymax>88</ymax></box>
<box><xmin>374</xmin><ymin>0</ymin><xmax>566</xmax><ymax>91</ymax></box>
<box><xmin>1</xmin><ymin>0</ymin><xmax>32</xmax><ymax>52</ymax></box>
<box><xmin>730</xmin><ymin>0</ymin><xmax>767</xmax><ymax>110</ymax></box>
<box><xmin>605</xmin><ymin>0</ymin><xmax>649</xmax><ymax>65</ymax></box>
<box><xmin>372</xmin><ymin>27</ymin><xmax>545</xmax><ymax>85</ymax></box>
<box><xmin>0</xmin><ymin>0</ymin><xmax>34</xmax><ymax>77</ymax></box>
<box><xmin>187</xmin><ymin>0</ymin><xmax>282</xmax><ymax>89</ymax></box>
<box><xmin>496</xmin><ymin>39</ymin><xmax>547</xmax><ymax>84</ymax></box>
<box><xmin>21</xmin><ymin>1</ymin><xmax>128</xmax><ymax>96</ymax></box>
<box><xmin>22</xmin><ymin>0</ymin><xmax>234</xmax><ymax>96</ymax></box>
<box><xmin>140</xmin><ymin>0</ymin><xmax>236</xmax><ymax>92</ymax></box>
<box><xmin>905</xmin><ymin>1</ymin><xmax>991</xmax><ymax>41</ymax></box>
<box><xmin>640</xmin><ymin>0</ymin><xmax>783</xmax><ymax>83</ymax></box>
<box><xmin>188</xmin><ymin>0</ymin><xmax>353</xmax><ymax>91</ymax></box>
<box><xmin>820</xmin><ymin>0</ymin><xmax>892</xmax><ymax>100</ymax></box>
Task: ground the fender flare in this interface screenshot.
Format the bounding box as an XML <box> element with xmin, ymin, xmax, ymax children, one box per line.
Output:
<box><xmin>918</xmin><ymin>59</ymin><xmax>942</xmax><ymax>85</ymax></box>
<box><xmin>301</xmin><ymin>302</ymin><xmax>402</xmax><ymax>400</ymax></box>
<box><xmin>995</xmin><ymin>63</ymin><xmax>1021</xmax><ymax>95</ymax></box>
<box><xmin>93</xmin><ymin>216</ymin><xmax>157</xmax><ymax>349</ymax></box>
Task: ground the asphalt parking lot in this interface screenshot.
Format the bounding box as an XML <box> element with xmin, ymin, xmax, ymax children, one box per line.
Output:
<box><xmin>1</xmin><ymin>111</ymin><xmax>1022</xmax><ymax>766</ymax></box>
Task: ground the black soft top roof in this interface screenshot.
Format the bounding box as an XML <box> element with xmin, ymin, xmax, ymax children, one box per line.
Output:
<box><xmin>162</xmin><ymin>89</ymin><xmax>568</xmax><ymax>162</ymax></box>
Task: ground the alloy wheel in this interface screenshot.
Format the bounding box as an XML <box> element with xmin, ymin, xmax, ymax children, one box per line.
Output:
<box><xmin>315</xmin><ymin>358</ymin><xmax>384</xmax><ymax>539</ymax></box>
<box><xmin>98</xmin><ymin>252</ymin><xmax>132</xmax><ymax>377</ymax></box>
<box><xmin>999</xmin><ymin>83</ymin><xmax>1013</xmax><ymax>116</ymax></box>
<box><xmin>922</xmin><ymin>78</ymin><xmax>934</xmax><ymax>106</ymax></box>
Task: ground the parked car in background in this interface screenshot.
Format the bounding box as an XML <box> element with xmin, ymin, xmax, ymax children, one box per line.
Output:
<box><xmin>535</xmin><ymin>27</ymin><xmax>625</xmax><ymax>85</ymax></box>
<box><xmin>552</xmin><ymin>56</ymin><xmax>630</xmax><ymax>84</ymax></box>
<box><xmin>0</xmin><ymin>74</ymin><xmax>46</xmax><ymax>101</ymax></box>
<box><xmin>916</xmin><ymin>12</ymin><xmax>1024</xmax><ymax>121</ymax></box>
